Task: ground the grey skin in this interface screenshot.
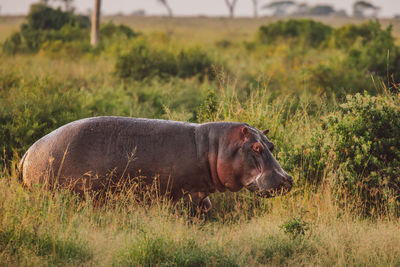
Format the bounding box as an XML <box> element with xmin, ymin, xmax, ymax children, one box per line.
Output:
<box><xmin>20</xmin><ymin>116</ymin><xmax>293</xmax><ymax>213</ymax></box>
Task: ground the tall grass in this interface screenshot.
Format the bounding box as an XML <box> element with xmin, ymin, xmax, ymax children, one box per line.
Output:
<box><xmin>1</xmin><ymin>15</ymin><xmax>400</xmax><ymax>265</ymax></box>
<box><xmin>1</xmin><ymin>160</ymin><xmax>400</xmax><ymax>266</ymax></box>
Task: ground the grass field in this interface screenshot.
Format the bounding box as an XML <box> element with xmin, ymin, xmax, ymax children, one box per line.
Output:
<box><xmin>1</xmin><ymin>12</ymin><xmax>400</xmax><ymax>266</ymax></box>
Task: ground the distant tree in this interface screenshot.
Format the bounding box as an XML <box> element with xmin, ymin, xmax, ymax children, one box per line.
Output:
<box><xmin>157</xmin><ymin>0</ymin><xmax>173</xmax><ymax>17</ymax></box>
<box><xmin>91</xmin><ymin>0</ymin><xmax>101</xmax><ymax>46</ymax></box>
<box><xmin>353</xmin><ymin>1</ymin><xmax>380</xmax><ymax>18</ymax></box>
<box><xmin>59</xmin><ymin>0</ymin><xmax>74</xmax><ymax>12</ymax></box>
<box><xmin>309</xmin><ymin>5</ymin><xmax>335</xmax><ymax>16</ymax></box>
<box><xmin>262</xmin><ymin>1</ymin><xmax>296</xmax><ymax>16</ymax></box>
<box><xmin>251</xmin><ymin>0</ymin><xmax>258</xmax><ymax>18</ymax></box>
<box><xmin>225</xmin><ymin>0</ymin><xmax>238</xmax><ymax>18</ymax></box>
<box><xmin>293</xmin><ymin>3</ymin><xmax>309</xmax><ymax>16</ymax></box>
<box><xmin>39</xmin><ymin>0</ymin><xmax>74</xmax><ymax>12</ymax></box>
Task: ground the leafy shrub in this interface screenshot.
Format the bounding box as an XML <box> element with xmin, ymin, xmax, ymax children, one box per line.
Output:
<box><xmin>100</xmin><ymin>21</ymin><xmax>139</xmax><ymax>40</ymax></box>
<box><xmin>215</xmin><ymin>39</ymin><xmax>232</xmax><ymax>49</ymax></box>
<box><xmin>305</xmin><ymin>21</ymin><xmax>400</xmax><ymax>95</ymax></box>
<box><xmin>306</xmin><ymin>58</ymin><xmax>373</xmax><ymax>97</ymax></box>
<box><xmin>26</xmin><ymin>3</ymin><xmax>89</xmax><ymax>31</ymax></box>
<box><xmin>327</xmin><ymin>93</ymin><xmax>400</xmax><ymax>212</ymax></box>
<box><xmin>115</xmin><ymin>42</ymin><xmax>216</xmax><ymax>81</ymax></box>
<box><xmin>330</xmin><ymin>21</ymin><xmax>400</xmax><ymax>81</ymax></box>
<box><xmin>196</xmin><ymin>89</ymin><xmax>219</xmax><ymax>122</ymax></box>
<box><xmin>176</xmin><ymin>47</ymin><xmax>215</xmax><ymax>80</ymax></box>
<box><xmin>280</xmin><ymin>128</ymin><xmax>330</xmax><ymax>186</ymax></box>
<box><xmin>257</xmin><ymin>19</ymin><xmax>333</xmax><ymax>47</ymax></box>
<box><xmin>2</xmin><ymin>4</ymin><xmax>90</xmax><ymax>54</ymax></box>
<box><xmin>280</xmin><ymin>216</ymin><xmax>310</xmax><ymax>239</ymax></box>
<box><xmin>2</xmin><ymin>33</ymin><xmax>22</xmax><ymax>54</ymax></box>
<box><xmin>114</xmin><ymin>42</ymin><xmax>178</xmax><ymax>80</ymax></box>
<box><xmin>287</xmin><ymin>92</ymin><xmax>400</xmax><ymax>213</ymax></box>
<box><xmin>39</xmin><ymin>40</ymin><xmax>91</xmax><ymax>59</ymax></box>
<box><xmin>0</xmin><ymin>77</ymin><xmax>86</xmax><ymax>162</ymax></box>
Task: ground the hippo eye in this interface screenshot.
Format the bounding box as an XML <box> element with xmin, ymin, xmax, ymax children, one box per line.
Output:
<box><xmin>252</xmin><ymin>143</ymin><xmax>263</xmax><ymax>154</ymax></box>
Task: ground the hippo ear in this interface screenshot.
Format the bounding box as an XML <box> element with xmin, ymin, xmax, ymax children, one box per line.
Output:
<box><xmin>263</xmin><ymin>129</ymin><xmax>270</xmax><ymax>135</ymax></box>
<box><xmin>240</xmin><ymin>126</ymin><xmax>249</xmax><ymax>140</ymax></box>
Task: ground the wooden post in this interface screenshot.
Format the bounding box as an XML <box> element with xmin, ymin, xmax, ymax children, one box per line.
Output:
<box><xmin>90</xmin><ymin>0</ymin><xmax>101</xmax><ymax>46</ymax></box>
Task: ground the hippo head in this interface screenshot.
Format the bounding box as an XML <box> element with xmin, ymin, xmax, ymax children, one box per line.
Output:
<box><xmin>214</xmin><ymin>124</ymin><xmax>293</xmax><ymax>198</ymax></box>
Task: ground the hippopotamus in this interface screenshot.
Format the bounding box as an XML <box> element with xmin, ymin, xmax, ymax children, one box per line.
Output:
<box><xmin>19</xmin><ymin>116</ymin><xmax>293</xmax><ymax>212</ymax></box>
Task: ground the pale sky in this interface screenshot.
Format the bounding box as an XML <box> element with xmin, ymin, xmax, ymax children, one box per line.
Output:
<box><xmin>1</xmin><ymin>0</ymin><xmax>400</xmax><ymax>18</ymax></box>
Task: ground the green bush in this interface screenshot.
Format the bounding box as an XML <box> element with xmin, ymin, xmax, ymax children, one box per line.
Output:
<box><xmin>281</xmin><ymin>91</ymin><xmax>400</xmax><ymax>213</ymax></box>
<box><xmin>0</xmin><ymin>77</ymin><xmax>86</xmax><ymax>162</ymax></box>
<box><xmin>114</xmin><ymin>42</ymin><xmax>178</xmax><ymax>81</ymax></box>
<box><xmin>280</xmin><ymin>129</ymin><xmax>329</xmax><ymax>186</ymax></box>
<box><xmin>256</xmin><ymin>19</ymin><xmax>333</xmax><ymax>47</ymax></box>
<box><xmin>26</xmin><ymin>3</ymin><xmax>89</xmax><ymax>31</ymax></box>
<box><xmin>331</xmin><ymin>21</ymin><xmax>400</xmax><ymax>81</ymax></box>
<box><xmin>2</xmin><ymin>4</ymin><xmax>90</xmax><ymax>54</ymax></box>
<box><xmin>176</xmin><ymin>47</ymin><xmax>215</xmax><ymax>80</ymax></box>
<box><xmin>115</xmin><ymin>42</ymin><xmax>216</xmax><ymax>81</ymax></box>
<box><xmin>346</xmin><ymin>23</ymin><xmax>399</xmax><ymax>79</ymax></box>
<box><xmin>39</xmin><ymin>39</ymin><xmax>92</xmax><ymax>59</ymax></box>
<box><xmin>306</xmin><ymin>58</ymin><xmax>373</xmax><ymax>97</ymax></box>
<box><xmin>280</xmin><ymin>216</ymin><xmax>310</xmax><ymax>239</ymax></box>
<box><xmin>100</xmin><ymin>21</ymin><xmax>139</xmax><ymax>40</ymax></box>
<box><xmin>328</xmin><ymin>93</ymin><xmax>400</xmax><ymax>212</ymax></box>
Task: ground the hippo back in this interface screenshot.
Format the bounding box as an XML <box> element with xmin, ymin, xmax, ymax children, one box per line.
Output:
<box><xmin>21</xmin><ymin>117</ymin><xmax>207</xmax><ymax>195</ymax></box>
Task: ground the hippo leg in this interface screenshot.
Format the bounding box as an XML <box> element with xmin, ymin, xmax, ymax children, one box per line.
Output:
<box><xmin>199</xmin><ymin>196</ymin><xmax>212</xmax><ymax>215</ymax></box>
<box><xmin>180</xmin><ymin>192</ymin><xmax>212</xmax><ymax>216</ymax></box>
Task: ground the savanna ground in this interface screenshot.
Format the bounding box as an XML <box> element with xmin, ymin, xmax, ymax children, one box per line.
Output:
<box><xmin>1</xmin><ymin>7</ymin><xmax>400</xmax><ymax>266</ymax></box>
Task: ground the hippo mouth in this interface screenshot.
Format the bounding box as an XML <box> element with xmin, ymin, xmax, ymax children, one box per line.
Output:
<box><xmin>245</xmin><ymin>177</ymin><xmax>293</xmax><ymax>198</ymax></box>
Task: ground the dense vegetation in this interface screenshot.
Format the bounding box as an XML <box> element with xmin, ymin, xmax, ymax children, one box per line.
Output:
<box><xmin>0</xmin><ymin>4</ymin><xmax>399</xmax><ymax>266</ymax></box>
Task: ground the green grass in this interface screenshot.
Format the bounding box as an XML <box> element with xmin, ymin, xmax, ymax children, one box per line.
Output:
<box><xmin>0</xmin><ymin>173</ymin><xmax>399</xmax><ymax>266</ymax></box>
<box><xmin>0</xmin><ymin>14</ymin><xmax>400</xmax><ymax>266</ymax></box>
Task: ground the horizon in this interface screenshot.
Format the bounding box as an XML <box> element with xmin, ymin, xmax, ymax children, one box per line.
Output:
<box><xmin>1</xmin><ymin>0</ymin><xmax>400</xmax><ymax>18</ymax></box>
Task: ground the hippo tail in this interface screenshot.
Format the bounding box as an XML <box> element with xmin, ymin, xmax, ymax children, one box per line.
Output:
<box><xmin>17</xmin><ymin>151</ymin><xmax>28</xmax><ymax>183</ymax></box>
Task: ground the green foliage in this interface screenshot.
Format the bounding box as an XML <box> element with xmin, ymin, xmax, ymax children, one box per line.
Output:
<box><xmin>328</xmin><ymin>93</ymin><xmax>400</xmax><ymax>212</ymax></box>
<box><xmin>257</xmin><ymin>19</ymin><xmax>333</xmax><ymax>47</ymax></box>
<box><xmin>1</xmin><ymin>15</ymin><xmax>400</xmax><ymax>266</ymax></box>
<box><xmin>26</xmin><ymin>4</ymin><xmax>89</xmax><ymax>31</ymax></box>
<box><xmin>305</xmin><ymin>57</ymin><xmax>373</xmax><ymax>97</ymax></box>
<box><xmin>333</xmin><ymin>21</ymin><xmax>400</xmax><ymax>79</ymax></box>
<box><xmin>100</xmin><ymin>21</ymin><xmax>139</xmax><ymax>40</ymax></box>
<box><xmin>0</xmin><ymin>77</ymin><xmax>86</xmax><ymax>161</ymax></box>
<box><xmin>254</xmin><ymin>20</ymin><xmax>400</xmax><ymax>96</ymax></box>
<box><xmin>39</xmin><ymin>39</ymin><xmax>92</xmax><ymax>58</ymax></box>
<box><xmin>2</xmin><ymin>4</ymin><xmax>90</xmax><ymax>54</ymax></box>
<box><xmin>2</xmin><ymin>32</ymin><xmax>22</xmax><ymax>55</ymax></box>
<box><xmin>280</xmin><ymin>216</ymin><xmax>310</xmax><ymax>239</ymax></box>
<box><xmin>196</xmin><ymin>89</ymin><xmax>219</xmax><ymax>122</ymax></box>
<box><xmin>0</xmin><ymin>228</ymin><xmax>91</xmax><ymax>264</ymax></box>
<box><xmin>115</xmin><ymin>234</ymin><xmax>237</xmax><ymax>266</ymax></box>
<box><xmin>115</xmin><ymin>42</ymin><xmax>216</xmax><ymax>81</ymax></box>
<box><xmin>176</xmin><ymin>47</ymin><xmax>216</xmax><ymax>80</ymax></box>
<box><xmin>255</xmin><ymin>234</ymin><xmax>315</xmax><ymax>265</ymax></box>
<box><xmin>114</xmin><ymin>42</ymin><xmax>178</xmax><ymax>81</ymax></box>
<box><xmin>286</xmin><ymin>92</ymin><xmax>400</xmax><ymax>212</ymax></box>
<box><xmin>215</xmin><ymin>39</ymin><xmax>233</xmax><ymax>49</ymax></box>
<box><xmin>281</xmin><ymin>129</ymin><xmax>329</xmax><ymax>185</ymax></box>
